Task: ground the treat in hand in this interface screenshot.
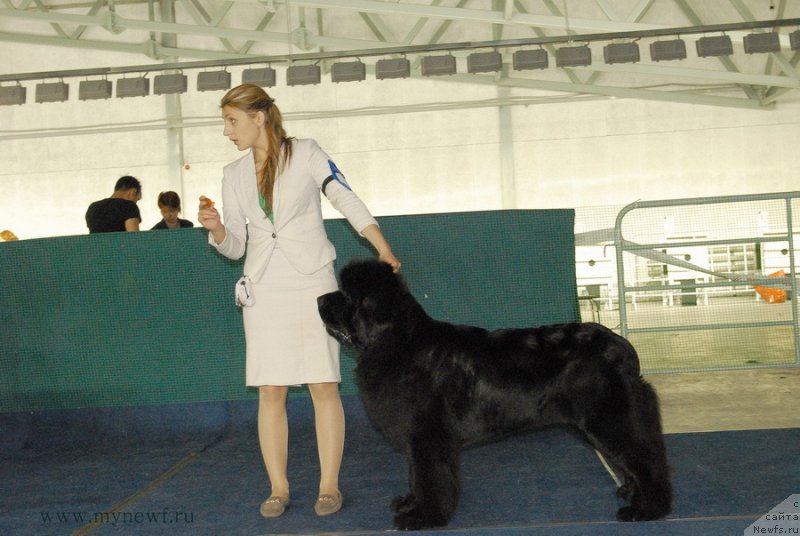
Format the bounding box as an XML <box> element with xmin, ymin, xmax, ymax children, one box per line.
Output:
<box><xmin>199</xmin><ymin>196</ymin><xmax>214</xmax><ymax>209</ymax></box>
<box><xmin>0</xmin><ymin>230</ymin><xmax>18</xmax><ymax>241</ymax></box>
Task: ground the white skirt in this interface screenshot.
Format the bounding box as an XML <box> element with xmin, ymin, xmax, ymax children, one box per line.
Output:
<box><xmin>242</xmin><ymin>248</ymin><xmax>341</xmax><ymax>386</ymax></box>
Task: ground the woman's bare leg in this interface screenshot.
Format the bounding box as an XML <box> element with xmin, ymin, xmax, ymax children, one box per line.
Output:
<box><xmin>307</xmin><ymin>382</ymin><xmax>345</xmax><ymax>496</ymax></box>
<box><xmin>258</xmin><ymin>385</ymin><xmax>290</xmax><ymax>499</ymax></box>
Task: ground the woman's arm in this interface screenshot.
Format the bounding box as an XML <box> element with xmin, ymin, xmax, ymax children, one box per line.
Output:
<box><xmin>361</xmin><ymin>224</ymin><xmax>401</xmax><ymax>273</ymax></box>
<box><xmin>199</xmin><ymin>176</ymin><xmax>247</xmax><ymax>260</ymax></box>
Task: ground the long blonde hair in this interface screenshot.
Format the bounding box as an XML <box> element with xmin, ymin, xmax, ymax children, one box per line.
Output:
<box><xmin>220</xmin><ymin>84</ymin><xmax>293</xmax><ymax>213</ymax></box>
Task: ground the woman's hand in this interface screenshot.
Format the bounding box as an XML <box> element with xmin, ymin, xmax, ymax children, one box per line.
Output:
<box><xmin>379</xmin><ymin>250</ymin><xmax>401</xmax><ymax>273</ymax></box>
<box><xmin>198</xmin><ymin>196</ymin><xmax>226</xmax><ymax>244</ymax></box>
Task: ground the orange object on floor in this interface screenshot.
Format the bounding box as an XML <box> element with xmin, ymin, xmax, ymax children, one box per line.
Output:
<box><xmin>753</xmin><ymin>270</ymin><xmax>787</xmax><ymax>304</ymax></box>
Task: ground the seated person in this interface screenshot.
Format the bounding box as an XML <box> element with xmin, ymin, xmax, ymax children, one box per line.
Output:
<box><xmin>151</xmin><ymin>191</ymin><xmax>194</xmax><ymax>230</ymax></box>
<box><xmin>85</xmin><ymin>176</ymin><xmax>142</xmax><ymax>233</ymax></box>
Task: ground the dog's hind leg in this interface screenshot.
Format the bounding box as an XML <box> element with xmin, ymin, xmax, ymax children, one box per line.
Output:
<box><xmin>580</xmin><ymin>378</ymin><xmax>672</xmax><ymax>522</ymax></box>
<box><xmin>392</xmin><ymin>430</ymin><xmax>461</xmax><ymax>530</ymax></box>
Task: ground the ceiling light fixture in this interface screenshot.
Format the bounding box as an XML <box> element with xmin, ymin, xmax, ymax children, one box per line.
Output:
<box><xmin>421</xmin><ymin>55</ymin><xmax>457</xmax><ymax>76</ymax></box>
<box><xmin>242</xmin><ymin>67</ymin><xmax>276</xmax><ymax>87</ymax></box>
<box><xmin>331</xmin><ymin>60</ymin><xmax>366</xmax><ymax>82</ymax></box>
<box><xmin>603</xmin><ymin>42</ymin><xmax>640</xmax><ymax>64</ymax></box>
<box><xmin>650</xmin><ymin>39</ymin><xmax>687</xmax><ymax>61</ymax></box>
<box><xmin>467</xmin><ymin>51</ymin><xmax>503</xmax><ymax>73</ymax></box>
<box><xmin>35</xmin><ymin>81</ymin><xmax>69</xmax><ymax>103</ymax></box>
<box><xmin>556</xmin><ymin>45</ymin><xmax>591</xmax><ymax>67</ymax></box>
<box><xmin>512</xmin><ymin>49</ymin><xmax>549</xmax><ymax>70</ymax></box>
<box><xmin>154</xmin><ymin>73</ymin><xmax>188</xmax><ymax>95</ymax></box>
<box><xmin>197</xmin><ymin>71</ymin><xmax>231</xmax><ymax>91</ymax></box>
<box><xmin>78</xmin><ymin>79</ymin><xmax>112</xmax><ymax>100</ymax></box>
<box><xmin>375</xmin><ymin>58</ymin><xmax>411</xmax><ymax>79</ymax></box>
<box><xmin>0</xmin><ymin>84</ymin><xmax>26</xmax><ymax>106</ymax></box>
<box><xmin>286</xmin><ymin>64</ymin><xmax>321</xmax><ymax>86</ymax></box>
<box><xmin>743</xmin><ymin>32</ymin><xmax>781</xmax><ymax>54</ymax></box>
<box><xmin>696</xmin><ymin>35</ymin><xmax>733</xmax><ymax>57</ymax></box>
<box><xmin>791</xmin><ymin>29</ymin><xmax>800</xmax><ymax>51</ymax></box>
<box><xmin>116</xmin><ymin>77</ymin><xmax>150</xmax><ymax>98</ymax></box>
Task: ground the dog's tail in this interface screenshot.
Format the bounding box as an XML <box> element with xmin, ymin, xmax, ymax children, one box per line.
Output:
<box><xmin>625</xmin><ymin>377</ymin><xmax>672</xmax><ymax>520</ymax></box>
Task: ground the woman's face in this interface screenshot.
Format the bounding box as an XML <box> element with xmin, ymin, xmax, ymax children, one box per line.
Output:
<box><xmin>222</xmin><ymin>105</ymin><xmax>264</xmax><ymax>151</ymax></box>
<box><xmin>159</xmin><ymin>205</ymin><xmax>180</xmax><ymax>225</ymax></box>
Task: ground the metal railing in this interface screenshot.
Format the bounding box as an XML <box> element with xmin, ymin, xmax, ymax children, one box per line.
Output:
<box><xmin>613</xmin><ymin>191</ymin><xmax>800</xmax><ymax>366</ymax></box>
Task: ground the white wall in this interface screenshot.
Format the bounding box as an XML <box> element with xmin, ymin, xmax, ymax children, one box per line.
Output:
<box><xmin>1</xmin><ymin>48</ymin><xmax>799</xmax><ymax>240</ymax></box>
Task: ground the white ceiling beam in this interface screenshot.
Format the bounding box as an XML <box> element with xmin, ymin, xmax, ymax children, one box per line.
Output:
<box><xmin>0</xmin><ymin>7</ymin><xmax>290</xmax><ymax>42</ymax></box>
<box><xmin>626</xmin><ymin>0</ymin><xmax>656</xmax><ymax>23</ymax></box>
<box><xmin>286</xmin><ymin>0</ymin><xmax>666</xmax><ymax>32</ymax></box>
<box><xmin>0</xmin><ymin>30</ymin><xmax>254</xmax><ymax>60</ymax></box>
<box><xmin>588</xmin><ymin>62</ymin><xmax>800</xmax><ymax>90</ymax></box>
<box><xmin>464</xmin><ymin>73</ymin><xmax>772</xmax><ymax>110</ymax></box>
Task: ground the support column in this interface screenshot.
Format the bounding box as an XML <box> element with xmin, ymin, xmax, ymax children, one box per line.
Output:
<box><xmin>160</xmin><ymin>0</ymin><xmax>187</xmax><ymax>202</ymax></box>
<box><xmin>498</xmin><ymin>87</ymin><xmax>516</xmax><ymax>209</ymax></box>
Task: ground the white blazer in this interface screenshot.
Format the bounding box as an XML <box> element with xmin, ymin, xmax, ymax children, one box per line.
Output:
<box><xmin>210</xmin><ymin>138</ymin><xmax>378</xmax><ymax>281</ymax></box>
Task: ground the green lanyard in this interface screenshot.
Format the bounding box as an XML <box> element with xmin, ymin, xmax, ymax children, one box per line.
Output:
<box><xmin>258</xmin><ymin>192</ymin><xmax>274</xmax><ymax>224</ymax></box>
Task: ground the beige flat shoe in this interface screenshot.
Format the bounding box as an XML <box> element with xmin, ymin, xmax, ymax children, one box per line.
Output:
<box><xmin>260</xmin><ymin>496</ymin><xmax>290</xmax><ymax>518</ymax></box>
<box><xmin>314</xmin><ymin>491</ymin><xmax>343</xmax><ymax>516</ymax></box>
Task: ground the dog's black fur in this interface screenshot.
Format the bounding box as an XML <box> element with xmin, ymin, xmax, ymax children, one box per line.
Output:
<box><xmin>317</xmin><ymin>259</ymin><xmax>672</xmax><ymax>530</ymax></box>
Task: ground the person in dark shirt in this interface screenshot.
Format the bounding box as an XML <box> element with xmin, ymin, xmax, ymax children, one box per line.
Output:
<box><xmin>85</xmin><ymin>176</ymin><xmax>142</xmax><ymax>233</ymax></box>
<box><xmin>151</xmin><ymin>191</ymin><xmax>194</xmax><ymax>230</ymax></box>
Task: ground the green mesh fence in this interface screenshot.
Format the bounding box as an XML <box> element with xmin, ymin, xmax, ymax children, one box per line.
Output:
<box><xmin>0</xmin><ymin>210</ymin><xmax>577</xmax><ymax>412</ymax></box>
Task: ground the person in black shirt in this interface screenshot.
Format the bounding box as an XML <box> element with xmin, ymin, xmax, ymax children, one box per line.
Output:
<box><xmin>151</xmin><ymin>191</ymin><xmax>194</xmax><ymax>230</ymax></box>
<box><xmin>85</xmin><ymin>176</ymin><xmax>142</xmax><ymax>233</ymax></box>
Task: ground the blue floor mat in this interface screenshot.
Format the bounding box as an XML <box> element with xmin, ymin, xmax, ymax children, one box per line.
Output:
<box><xmin>2</xmin><ymin>396</ymin><xmax>798</xmax><ymax>535</ymax></box>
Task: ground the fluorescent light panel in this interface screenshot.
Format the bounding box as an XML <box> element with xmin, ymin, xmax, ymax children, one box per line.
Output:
<box><xmin>331</xmin><ymin>61</ymin><xmax>366</xmax><ymax>82</ymax></box>
<box><xmin>0</xmin><ymin>85</ymin><xmax>26</xmax><ymax>106</ymax></box>
<box><xmin>154</xmin><ymin>73</ymin><xmax>188</xmax><ymax>95</ymax></box>
<box><xmin>35</xmin><ymin>81</ymin><xmax>69</xmax><ymax>103</ymax></box>
<box><xmin>512</xmin><ymin>49</ymin><xmax>548</xmax><ymax>70</ymax></box>
<box><xmin>650</xmin><ymin>39</ymin><xmax>687</xmax><ymax>61</ymax></box>
<box><xmin>556</xmin><ymin>45</ymin><xmax>591</xmax><ymax>67</ymax></box>
<box><xmin>197</xmin><ymin>71</ymin><xmax>231</xmax><ymax>91</ymax></box>
<box><xmin>467</xmin><ymin>51</ymin><xmax>503</xmax><ymax>73</ymax></box>
<box><xmin>116</xmin><ymin>78</ymin><xmax>149</xmax><ymax>98</ymax></box>
<box><xmin>375</xmin><ymin>58</ymin><xmax>410</xmax><ymax>79</ymax></box>
<box><xmin>743</xmin><ymin>32</ymin><xmax>780</xmax><ymax>54</ymax></box>
<box><xmin>603</xmin><ymin>42</ymin><xmax>639</xmax><ymax>64</ymax></box>
<box><xmin>286</xmin><ymin>65</ymin><xmax>321</xmax><ymax>86</ymax></box>
<box><xmin>421</xmin><ymin>55</ymin><xmax>457</xmax><ymax>76</ymax></box>
<box><xmin>79</xmin><ymin>80</ymin><xmax>112</xmax><ymax>100</ymax></box>
<box><xmin>696</xmin><ymin>35</ymin><xmax>733</xmax><ymax>57</ymax></box>
<box><xmin>791</xmin><ymin>30</ymin><xmax>800</xmax><ymax>51</ymax></box>
<box><xmin>242</xmin><ymin>67</ymin><xmax>276</xmax><ymax>87</ymax></box>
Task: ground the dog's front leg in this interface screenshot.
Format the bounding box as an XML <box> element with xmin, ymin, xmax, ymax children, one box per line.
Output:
<box><xmin>392</xmin><ymin>431</ymin><xmax>461</xmax><ymax>530</ymax></box>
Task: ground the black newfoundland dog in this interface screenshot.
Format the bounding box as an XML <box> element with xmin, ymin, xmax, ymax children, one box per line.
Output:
<box><xmin>317</xmin><ymin>259</ymin><xmax>671</xmax><ymax>530</ymax></box>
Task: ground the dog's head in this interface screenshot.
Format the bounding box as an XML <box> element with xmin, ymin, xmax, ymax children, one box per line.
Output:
<box><xmin>317</xmin><ymin>259</ymin><xmax>412</xmax><ymax>351</ymax></box>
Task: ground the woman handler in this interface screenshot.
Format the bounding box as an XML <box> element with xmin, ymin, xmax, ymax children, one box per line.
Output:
<box><xmin>198</xmin><ymin>84</ymin><xmax>400</xmax><ymax>518</ymax></box>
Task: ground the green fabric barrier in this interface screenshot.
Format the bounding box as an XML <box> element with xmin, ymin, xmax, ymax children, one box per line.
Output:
<box><xmin>0</xmin><ymin>210</ymin><xmax>577</xmax><ymax>412</ymax></box>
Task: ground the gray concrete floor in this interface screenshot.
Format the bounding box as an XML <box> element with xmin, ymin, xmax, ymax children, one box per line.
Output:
<box><xmin>579</xmin><ymin>296</ymin><xmax>800</xmax><ymax>434</ymax></box>
<box><xmin>646</xmin><ymin>368</ymin><xmax>800</xmax><ymax>434</ymax></box>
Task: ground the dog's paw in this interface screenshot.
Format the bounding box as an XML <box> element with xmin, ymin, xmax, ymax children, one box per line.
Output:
<box><xmin>616</xmin><ymin>506</ymin><xmax>638</xmax><ymax>522</ymax></box>
<box><xmin>391</xmin><ymin>493</ymin><xmax>416</xmax><ymax>513</ymax></box>
<box><xmin>616</xmin><ymin>505</ymin><xmax>667</xmax><ymax>522</ymax></box>
<box><xmin>393</xmin><ymin>509</ymin><xmax>447</xmax><ymax>531</ymax></box>
<box><xmin>391</xmin><ymin>496</ymin><xmax>449</xmax><ymax>530</ymax></box>
<box><xmin>393</xmin><ymin>511</ymin><xmax>426</xmax><ymax>531</ymax></box>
